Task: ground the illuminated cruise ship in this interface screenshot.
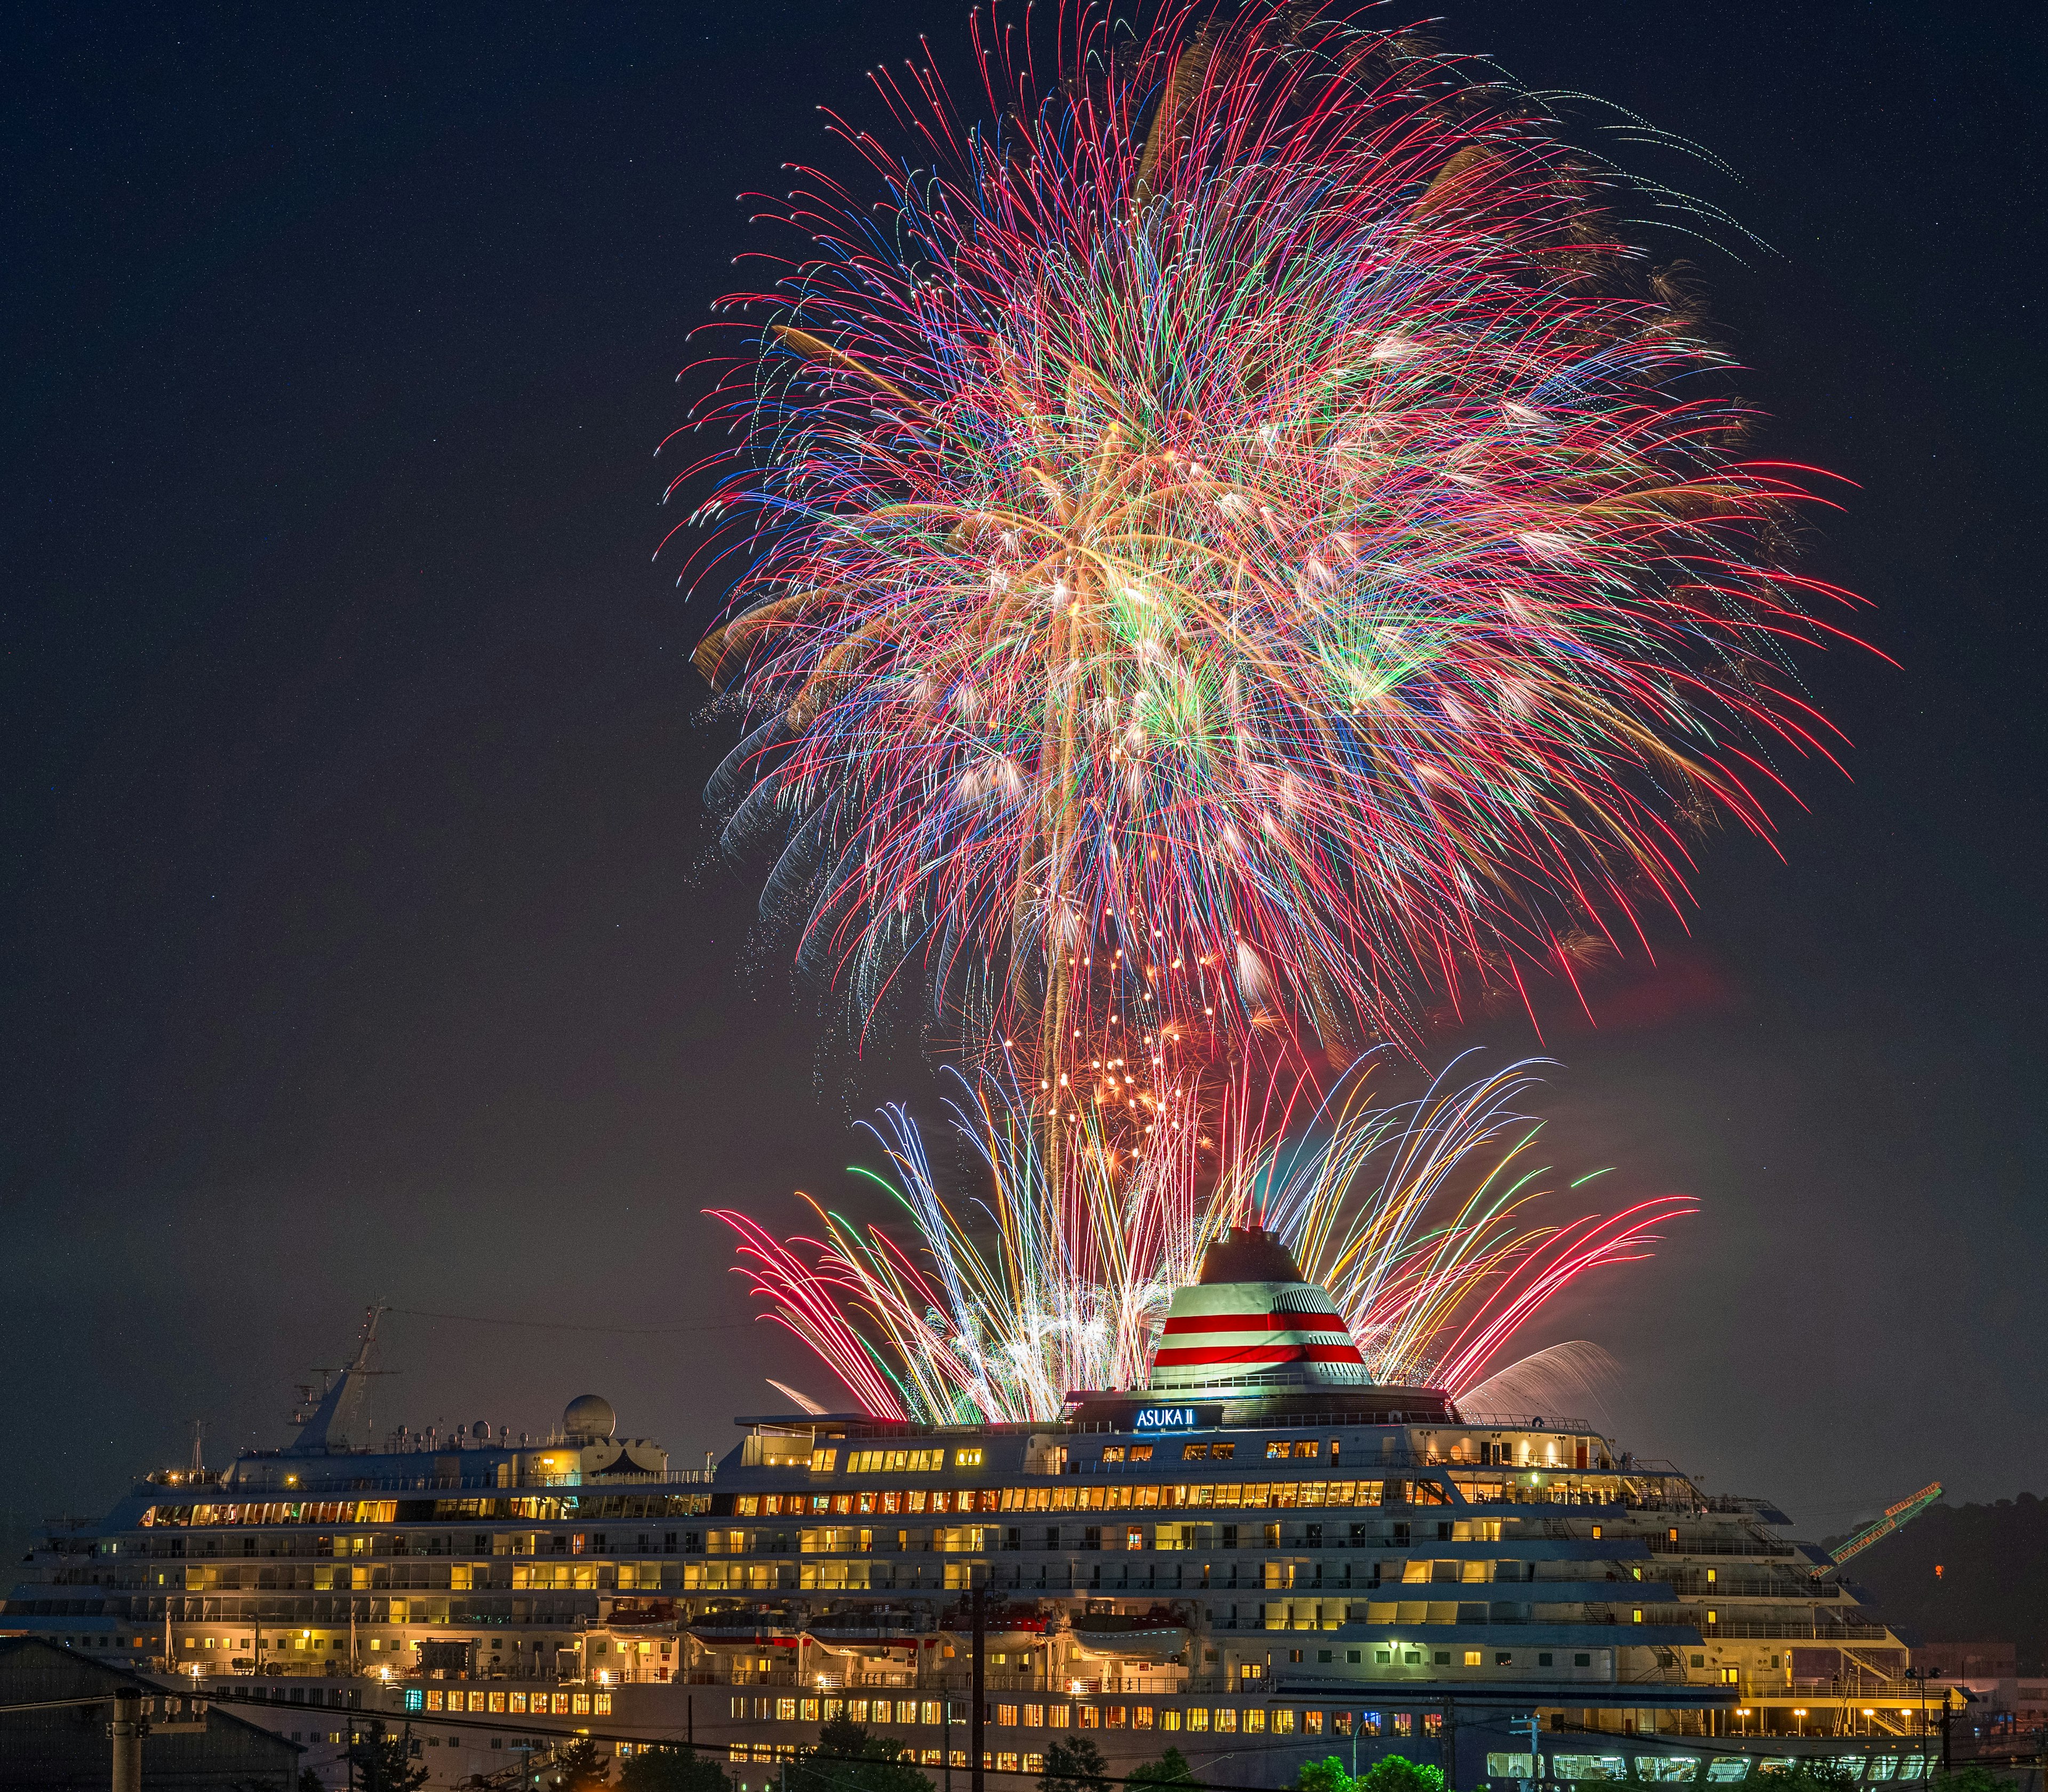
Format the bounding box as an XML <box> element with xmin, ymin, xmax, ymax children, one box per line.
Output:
<box><xmin>3</xmin><ymin>1238</ymin><xmax>1947</xmax><ymax>1789</ymax></box>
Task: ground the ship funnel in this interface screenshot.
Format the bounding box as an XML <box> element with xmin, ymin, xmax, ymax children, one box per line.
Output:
<box><xmin>1145</xmin><ymin>1222</ymin><xmax>1369</xmax><ymax>1398</ymax></box>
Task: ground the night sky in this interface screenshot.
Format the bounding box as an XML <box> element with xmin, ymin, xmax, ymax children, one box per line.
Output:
<box><xmin>5</xmin><ymin>2</ymin><xmax>2041</xmax><ymax>1542</ymax></box>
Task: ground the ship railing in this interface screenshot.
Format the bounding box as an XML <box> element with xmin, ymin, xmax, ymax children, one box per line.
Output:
<box><xmin>1703</xmin><ymin>1622</ymin><xmax>1897</xmax><ymax>1640</ymax></box>
<box><xmin>1670</xmin><ymin>1577</ymin><xmax>1844</xmax><ymax>1598</ymax></box>
<box><xmin>1645</xmin><ymin>1539</ymin><xmax>1800</xmax><ymax>1557</ymax></box>
<box><xmin>1793</xmin><ymin>1676</ymin><xmax>1920</xmax><ymax>1698</ymax></box>
<box><xmin>685</xmin><ymin>1669</ymin><xmax>1094</xmax><ymax>1694</ymax></box>
<box><xmin>174</xmin><ymin>1470</ymin><xmax>716</xmax><ymax>1496</ymax></box>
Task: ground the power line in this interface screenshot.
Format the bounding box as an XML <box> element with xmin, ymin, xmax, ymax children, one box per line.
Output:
<box><xmin>388</xmin><ymin>1308</ymin><xmax>760</xmax><ymax>1338</ymax></box>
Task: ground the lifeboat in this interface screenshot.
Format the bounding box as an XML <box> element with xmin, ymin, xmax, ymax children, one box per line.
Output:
<box><xmin>1064</xmin><ymin>1607</ymin><xmax>1192</xmax><ymax>1662</ymax></box>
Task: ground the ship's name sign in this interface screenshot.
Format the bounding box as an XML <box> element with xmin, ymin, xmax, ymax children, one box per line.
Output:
<box><xmin>1132</xmin><ymin>1407</ymin><xmax>1199</xmax><ymax>1431</ymax></box>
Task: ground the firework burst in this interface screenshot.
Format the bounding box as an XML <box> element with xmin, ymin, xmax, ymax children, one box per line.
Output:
<box><xmin>710</xmin><ymin>1053</ymin><xmax>1691</xmax><ymax>1423</ymax></box>
<box><xmin>675</xmin><ymin>1</ymin><xmax>1861</xmax><ymax>1059</ymax></box>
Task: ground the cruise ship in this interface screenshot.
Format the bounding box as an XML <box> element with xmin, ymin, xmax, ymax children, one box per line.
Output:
<box><xmin>4</xmin><ymin>1232</ymin><xmax>1949</xmax><ymax>1789</ymax></box>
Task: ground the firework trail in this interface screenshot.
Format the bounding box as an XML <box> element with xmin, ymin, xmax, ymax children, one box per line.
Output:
<box><xmin>674</xmin><ymin>1</ymin><xmax>1863</xmax><ymax>1063</ymax></box>
<box><xmin>709</xmin><ymin>1053</ymin><xmax>1692</xmax><ymax>1423</ymax></box>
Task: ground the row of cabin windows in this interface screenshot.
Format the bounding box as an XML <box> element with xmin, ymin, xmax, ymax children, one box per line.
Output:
<box><xmin>733</xmin><ymin>1475</ymin><xmax>1633</xmax><ymax>1517</ymax></box>
<box><xmin>733</xmin><ymin>1696</ymin><xmax>1465</xmax><ymax>1737</ymax></box>
<box><xmin>144</xmin><ymin>1530</ymin><xmax>695</xmax><ymax>1559</ymax></box>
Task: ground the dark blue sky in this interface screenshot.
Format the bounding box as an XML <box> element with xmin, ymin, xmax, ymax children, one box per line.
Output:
<box><xmin>3</xmin><ymin>1</ymin><xmax>2041</xmax><ymax>1539</ymax></box>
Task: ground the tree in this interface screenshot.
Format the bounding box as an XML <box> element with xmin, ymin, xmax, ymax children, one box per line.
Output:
<box><xmin>621</xmin><ymin>1742</ymin><xmax>733</xmax><ymax>1792</ymax></box>
<box><xmin>1038</xmin><ymin>1736</ymin><xmax>1110</xmax><ymax>1792</ymax></box>
<box><xmin>1930</xmin><ymin>1771</ymin><xmax>2008</xmax><ymax>1792</ymax></box>
<box><xmin>554</xmin><ymin>1734</ymin><xmax>612</xmax><ymax>1789</ymax></box>
<box><xmin>353</xmin><ymin>1725</ymin><xmax>430</xmax><ymax>1792</ymax></box>
<box><xmin>299</xmin><ymin>1772</ymin><xmax>327</xmax><ymax>1792</ymax></box>
<box><xmin>1355</xmin><ymin>1757</ymin><xmax>1445</xmax><ymax>1792</ymax></box>
<box><xmin>1777</xmin><ymin>1765</ymin><xmax>1859</xmax><ymax>1792</ymax></box>
<box><xmin>1291</xmin><ymin>1759</ymin><xmax>1357</xmax><ymax>1792</ymax></box>
<box><xmin>790</xmin><ymin>1716</ymin><xmax>935</xmax><ymax>1792</ymax></box>
<box><xmin>1127</xmin><ymin>1746</ymin><xmax>1198</xmax><ymax>1788</ymax></box>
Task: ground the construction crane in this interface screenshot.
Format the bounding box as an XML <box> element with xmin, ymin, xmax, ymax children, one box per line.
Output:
<box><xmin>1828</xmin><ymin>1481</ymin><xmax>1943</xmax><ymax>1566</ymax></box>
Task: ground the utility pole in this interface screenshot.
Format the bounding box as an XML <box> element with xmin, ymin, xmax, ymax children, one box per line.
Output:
<box><xmin>110</xmin><ymin>1687</ymin><xmax>142</xmax><ymax>1792</ymax></box>
<box><xmin>971</xmin><ymin>1579</ymin><xmax>987</xmax><ymax>1792</ymax></box>
<box><xmin>1510</xmin><ymin>1711</ymin><xmax>1541</xmax><ymax>1792</ymax></box>
<box><xmin>1908</xmin><ymin>1668</ymin><xmax>1930</xmax><ymax>1783</ymax></box>
<box><xmin>1441</xmin><ymin>1693</ymin><xmax>1457</xmax><ymax>1791</ymax></box>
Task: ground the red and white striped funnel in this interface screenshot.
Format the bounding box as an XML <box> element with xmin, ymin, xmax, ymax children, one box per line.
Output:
<box><xmin>1146</xmin><ymin>1223</ymin><xmax>1370</xmax><ymax>1397</ymax></box>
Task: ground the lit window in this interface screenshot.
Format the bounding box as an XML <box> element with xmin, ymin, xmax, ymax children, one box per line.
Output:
<box><xmin>954</xmin><ymin>1450</ymin><xmax>984</xmax><ymax>1469</ymax></box>
<box><xmin>1464</xmin><ymin>1651</ymin><xmax>1482</xmax><ymax>1667</ymax></box>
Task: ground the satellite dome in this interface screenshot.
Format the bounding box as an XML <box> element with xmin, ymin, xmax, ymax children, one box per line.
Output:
<box><xmin>562</xmin><ymin>1395</ymin><xmax>617</xmax><ymax>1442</ymax></box>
